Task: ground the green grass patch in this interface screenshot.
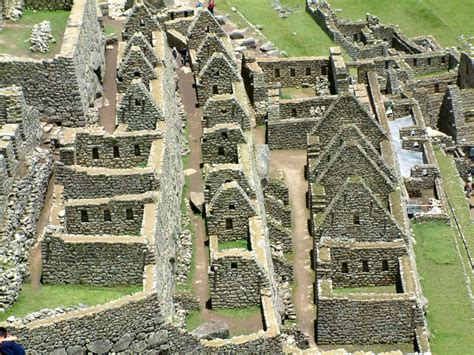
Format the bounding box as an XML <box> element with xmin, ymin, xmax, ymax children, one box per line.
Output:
<box><xmin>213</xmin><ymin>305</ymin><xmax>261</xmax><ymax>319</ymax></box>
<box><xmin>412</xmin><ymin>221</ymin><xmax>474</xmax><ymax>354</ymax></box>
<box><xmin>329</xmin><ymin>0</ymin><xmax>474</xmax><ymax>48</ymax></box>
<box><xmin>415</xmin><ymin>69</ymin><xmax>450</xmax><ymax>79</ymax></box>
<box><xmin>218</xmin><ymin>239</ymin><xmax>249</xmax><ymax>251</ymax></box>
<box><xmin>185</xmin><ymin>310</ymin><xmax>203</xmax><ymax>331</ymax></box>
<box><xmin>218</xmin><ymin>0</ymin><xmax>334</xmax><ymax>56</ymax></box>
<box><xmin>0</xmin><ymin>284</ymin><xmax>142</xmax><ymax>322</ymax></box>
<box><xmin>434</xmin><ymin>147</ymin><xmax>474</xmax><ymax>258</ymax></box>
<box><xmin>333</xmin><ymin>285</ymin><xmax>397</xmax><ymax>294</ymax></box>
<box><xmin>0</xmin><ymin>10</ymin><xmax>70</xmax><ymax>58</ymax></box>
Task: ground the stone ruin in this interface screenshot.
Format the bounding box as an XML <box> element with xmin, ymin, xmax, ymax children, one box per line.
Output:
<box><xmin>29</xmin><ymin>20</ymin><xmax>56</xmax><ymax>53</ymax></box>
<box><xmin>0</xmin><ymin>0</ymin><xmax>472</xmax><ymax>352</ymax></box>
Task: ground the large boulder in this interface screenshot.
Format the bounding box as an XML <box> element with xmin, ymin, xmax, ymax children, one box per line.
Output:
<box><xmin>191</xmin><ymin>320</ymin><xmax>230</xmax><ymax>340</ymax></box>
<box><xmin>86</xmin><ymin>339</ymin><xmax>112</xmax><ymax>354</ymax></box>
<box><xmin>229</xmin><ymin>28</ymin><xmax>246</xmax><ymax>39</ymax></box>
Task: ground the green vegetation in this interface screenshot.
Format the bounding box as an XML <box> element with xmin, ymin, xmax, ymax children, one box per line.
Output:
<box><xmin>218</xmin><ymin>0</ymin><xmax>334</xmax><ymax>56</ymax></box>
<box><xmin>434</xmin><ymin>147</ymin><xmax>474</xmax><ymax>257</ymax></box>
<box><xmin>412</xmin><ymin>221</ymin><xmax>474</xmax><ymax>354</ymax></box>
<box><xmin>281</xmin><ymin>86</ymin><xmax>316</xmax><ymax>99</ymax></box>
<box><xmin>0</xmin><ymin>284</ymin><xmax>142</xmax><ymax>322</ymax></box>
<box><xmin>415</xmin><ymin>69</ymin><xmax>450</xmax><ymax>79</ymax></box>
<box><xmin>333</xmin><ymin>285</ymin><xmax>397</xmax><ymax>294</ymax></box>
<box><xmin>185</xmin><ymin>306</ymin><xmax>262</xmax><ymax>336</ymax></box>
<box><xmin>136</xmin><ymin>162</ymin><xmax>148</xmax><ymax>168</ymax></box>
<box><xmin>330</xmin><ymin>0</ymin><xmax>474</xmax><ymax>48</ymax></box>
<box><xmin>218</xmin><ymin>239</ymin><xmax>249</xmax><ymax>251</ymax></box>
<box><xmin>0</xmin><ymin>10</ymin><xmax>70</xmax><ymax>58</ymax></box>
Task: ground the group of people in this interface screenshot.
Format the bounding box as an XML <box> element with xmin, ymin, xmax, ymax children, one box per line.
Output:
<box><xmin>196</xmin><ymin>0</ymin><xmax>216</xmax><ymax>14</ymax></box>
<box><xmin>0</xmin><ymin>328</ymin><xmax>25</xmax><ymax>355</ymax></box>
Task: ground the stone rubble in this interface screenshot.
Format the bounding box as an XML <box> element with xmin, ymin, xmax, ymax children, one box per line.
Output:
<box><xmin>30</xmin><ymin>21</ymin><xmax>56</xmax><ymax>53</ymax></box>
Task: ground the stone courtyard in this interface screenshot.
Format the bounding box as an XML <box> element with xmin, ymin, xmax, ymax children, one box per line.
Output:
<box><xmin>0</xmin><ymin>0</ymin><xmax>473</xmax><ymax>353</ymax></box>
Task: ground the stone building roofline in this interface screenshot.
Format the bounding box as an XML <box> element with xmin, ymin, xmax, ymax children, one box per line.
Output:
<box><xmin>123</xmin><ymin>2</ymin><xmax>162</xmax><ymax>31</ymax></box>
<box><xmin>196</xmin><ymin>32</ymin><xmax>234</xmax><ymax>63</ymax></box>
<box><xmin>186</xmin><ymin>9</ymin><xmax>225</xmax><ymax>39</ymax></box>
<box><xmin>314</xmin><ymin>140</ymin><xmax>397</xmax><ymax>190</ymax></box>
<box><xmin>315</xmin><ymin>176</ymin><xmax>406</xmax><ymax>237</ymax></box>
<box><xmin>308</xmin><ymin>94</ymin><xmax>389</xmax><ymax>141</ymax></box>
<box><xmin>117</xmin><ymin>46</ymin><xmax>157</xmax><ymax>80</ymax></box>
<box><xmin>208</xmin><ymin>180</ymin><xmax>257</xmax><ymax>214</ymax></box>
<box><xmin>198</xmin><ymin>52</ymin><xmax>241</xmax><ymax>82</ymax></box>
<box><xmin>123</xmin><ymin>32</ymin><xmax>160</xmax><ymax>67</ymax></box>
<box><xmin>312</xmin><ymin>124</ymin><xmax>395</xmax><ymax>181</ymax></box>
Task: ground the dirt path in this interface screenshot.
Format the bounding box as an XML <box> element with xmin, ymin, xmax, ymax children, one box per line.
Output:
<box><xmin>29</xmin><ymin>174</ymin><xmax>56</xmax><ymax>291</ymax></box>
<box><xmin>98</xmin><ymin>41</ymin><xmax>119</xmax><ymax>133</ymax></box>
<box><xmin>177</xmin><ymin>64</ymin><xmax>263</xmax><ymax>334</ymax></box>
<box><xmin>268</xmin><ymin>149</ymin><xmax>315</xmax><ymax>345</ymax></box>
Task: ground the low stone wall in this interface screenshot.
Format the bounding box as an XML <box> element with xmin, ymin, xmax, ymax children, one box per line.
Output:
<box><xmin>42</xmin><ymin>234</ymin><xmax>152</xmax><ymax>286</ymax></box>
<box><xmin>272</xmin><ymin>255</ymin><xmax>293</xmax><ymax>283</ymax></box>
<box><xmin>65</xmin><ymin>198</ymin><xmax>149</xmax><ymax>235</ymax></box>
<box><xmin>24</xmin><ymin>0</ymin><xmax>73</xmax><ymax>10</ymax></box>
<box><xmin>55</xmin><ymin>163</ymin><xmax>160</xmax><ymax>200</ymax></box>
<box><xmin>209</xmin><ymin>255</ymin><xmax>268</xmax><ymax>308</ymax></box>
<box><xmin>266</xmin><ymin>178</ymin><xmax>289</xmax><ymax>206</ymax></box>
<box><xmin>268</xmin><ymin>118</ymin><xmax>318</xmax><ymax>150</ymax></box>
<box><xmin>316</xmin><ymin>295</ymin><xmax>422</xmax><ymax>345</ymax></box>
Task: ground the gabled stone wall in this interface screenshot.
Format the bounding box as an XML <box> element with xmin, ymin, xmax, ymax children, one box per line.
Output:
<box><xmin>202</xmin><ymin>94</ymin><xmax>251</xmax><ymax>130</ymax></box>
<box><xmin>202</xmin><ymin>124</ymin><xmax>246</xmax><ymax>164</ymax></box>
<box><xmin>117</xmin><ymin>46</ymin><xmax>157</xmax><ymax>93</ymax></box>
<box><xmin>204</xmin><ymin>164</ymin><xmax>255</xmax><ymax>202</ymax></box>
<box><xmin>122</xmin><ymin>2</ymin><xmax>161</xmax><ymax>42</ymax></box>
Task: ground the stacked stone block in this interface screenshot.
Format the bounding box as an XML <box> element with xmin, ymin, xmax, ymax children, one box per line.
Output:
<box><xmin>201</xmin><ymin>124</ymin><xmax>247</xmax><ymax>164</ymax></box>
<box><xmin>122</xmin><ymin>2</ymin><xmax>162</xmax><ymax>42</ymax></box>
<box><xmin>117</xmin><ymin>46</ymin><xmax>157</xmax><ymax>93</ymax></box>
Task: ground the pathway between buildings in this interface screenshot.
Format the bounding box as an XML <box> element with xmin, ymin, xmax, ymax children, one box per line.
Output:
<box><xmin>177</xmin><ymin>65</ymin><xmax>262</xmax><ymax>333</ymax></box>
<box><xmin>98</xmin><ymin>41</ymin><xmax>119</xmax><ymax>133</ymax></box>
<box><xmin>268</xmin><ymin>149</ymin><xmax>315</xmax><ymax>345</ymax></box>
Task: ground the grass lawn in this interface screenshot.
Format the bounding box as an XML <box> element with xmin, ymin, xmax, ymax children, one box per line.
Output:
<box><xmin>0</xmin><ymin>10</ymin><xmax>70</xmax><ymax>58</ymax></box>
<box><xmin>329</xmin><ymin>0</ymin><xmax>474</xmax><ymax>48</ymax></box>
<box><xmin>412</xmin><ymin>221</ymin><xmax>474</xmax><ymax>354</ymax></box>
<box><xmin>333</xmin><ymin>285</ymin><xmax>397</xmax><ymax>294</ymax></box>
<box><xmin>0</xmin><ymin>284</ymin><xmax>142</xmax><ymax>322</ymax></box>
<box><xmin>434</xmin><ymin>147</ymin><xmax>474</xmax><ymax>258</ymax></box>
<box><xmin>218</xmin><ymin>239</ymin><xmax>249</xmax><ymax>251</ymax></box>
<box><xmin>218</xmin><ymin>0</ymin><xmax>334</xmax><ymax>56</ymax></box>
<box><xmin>186</xmin><ymin>306</ymin><xmax>261</xmax><ymax>336</ymax></box>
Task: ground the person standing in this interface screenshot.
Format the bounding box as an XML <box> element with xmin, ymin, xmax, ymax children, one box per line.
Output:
<box><xmin>0</xmin><ymin>327</ymin><xmax>25</xmax><ymax>355</ymax></box>
<box><xmin>208</xmin><ymin>0</ymin><xmax>215</xmax><ymax>15</ymax></box>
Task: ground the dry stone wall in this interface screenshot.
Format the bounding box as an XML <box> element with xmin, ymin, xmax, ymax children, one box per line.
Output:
<box><xmin>55</xmin><ymin>163</ymin><xmax>160</xmax><ymax>200</ymax></box>
<box><xmin>202</xmin><ymin>94</ymin><xmax>251</xmax><ymax>130</ymax></box>
<box><xmin>64</xmin><ymin>198</ymin><xmax>149</xmax><ymax>235</ymax></box>
<box><xmin>41</xmin><ymin>233</ymin><xmax>152</xmax><ymax>286</ymax></box>
<box><xmin>209</xmin><ymin>255</ymin><xmax>269</xmax><ymax>308</ymax></box>
<box><xmin>202</xmin><ymin>125</ymin><xmax>246</xmax><ymax>164</ymax></box>
<box><xmin>24</xmin><ymin>0</ymin><xmax>73</xmax><ymax>10</ymax></box>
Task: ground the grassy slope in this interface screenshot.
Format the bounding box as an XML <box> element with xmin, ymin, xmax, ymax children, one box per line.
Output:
<box><xmin>330</xmin><ymin>0</ymin><xmax>474</xmax><ymax>48</ymax></box>
<box><xmin>218</xmin><ymin>0</ymin><xmax>334</xmax><ymax>56</ymax></box>
<box><xmin>0</xmin><ymin>10</ymin><xmax>70</xmax><ymax>58</ymax></box>
<box><xmin>0</xmin><ymin>284</ymin><xmax>142</xmax><ymax>322</ymax></box>
<box><xmin>434</xmin><ymin>147</ymin><xmax>474</xmax><ymax>257</ymax></box>
<box><xmin>412</xmin><ymin>222</ymin><xmax>474</xmax><ymax>354</ymax></box>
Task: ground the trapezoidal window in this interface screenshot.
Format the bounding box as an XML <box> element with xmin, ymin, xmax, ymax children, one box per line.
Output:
<box><xmin>80</xmin><ymin>210</ymin><xmax>89</xmax><ymax>223</ymax></box>
<box><xmin>306</xmin><ymin>67</ymin><xmax>311</xmax><ymax>76</ymax></box>
<box><xmin>291</xmin><ymin>108</ymin><xmax>297</xmax><ymax>117</ymax></box>
<box><xmin>229</xmin><ymin>203</ymin><xmax>235</xmax><ymax>210</ymax></box>
<box><xmin>126</xmin><ymin>208</ymin><xmax>134</xmax><ymax>220</ymax></box>
<box><xmin>113</xmin><ymin>146</ymin><xmax>120</xmax><ymax>158</ymax></box>
<box><xmin>212</xmin><ymin>85</ymin><xmax>219</xmax><ymax>95</ymax></box>
<box><xmin>231</xmin><ymin>262</ymin><xmax>238</xmax><ymax>269</ymax></box>
<box><xmin>104</xmin><ymin>209</ymin><xmax>112</xmax><ymax>222</ymax></box>
<box><xmin>92</xmin><ymin>147</ymin><xmax>99</xmax><ymax>159</ymax></box>
<box><xmin>290</xmin><ymin>68</ymin><xmax>296</xmax><ymax>77</ymax></box>
<box><xmin>385</xmin><ymin>61</ymin><xmax>389</xmax><ymax>70</ymax></box>
<box><xmin>428</xmin><ymin>58</ymin><xmax>432</xmax><ymax>65</ymax></box>
<box><xmin>321</xmin><ymin>65</ymin><xmax>327</xmax><ymax>75</ymax></box>
<box><xmin>341</xmin><ymin>262</ymin><xmax>349</xmax><ymax>273</ymax></box>
<box><xmin>353</xmin><ymin>213</ymin><xmax>360</xmax><ymax>225</ymax></box>
<box><xmin>362</xmin><ymin>260</ymin><xmax>369</xmax><ymax>272</ymax></box>
<box><xmin>140</xmin><ymin>19</ymin><xmax>145</xmax><ymax>27</ymax></box>
<box><xmin>382</xmin><ymin>260</ymin><xmax>389</xmax><ymax>271</ymax></box>
<box><xmin>434</xmin><ymin>83</ymin><xmax>440</xmax><ymax>93</ymax></box>
<box><xmin>218</xmin><ymin>146</ymin><xmax>225</xmax><ymax>156</ymax></box>
<box><xmin>135</xmin><ymin>99</ymin><xmax>142</xmax><ymax>106</ymax></box>
<box><xmin>222</xmin><ymin>131</ymin><xmax>228</xmax><ymax>139</ymax></box>
<box><xmin>413</xmin><ymin>58</ymin><xmax>418</xmax><ymax>67</ymax></box>
<box><xmin>275</xmin><ymin>68</ymin><xmax>280</xmax><ymax>78</ymax></box>
<box><xmin>441</xmin><ymin>56</ymin><xmax>446</xmax><ymax>64</ymax></box>
<box><xmin>225</xmin><ymin>218</ymin><xmax>233</xmax><ymax>229</ymax></box>
<box><xmin>134</xmin><ymin>144</ymin><xmax>141</xmax><ymax>156</ymax></box>
<box><xmin>133</xmin><ymin>71</ymin><xmax>141</xmax><ymax>78</ymax></box>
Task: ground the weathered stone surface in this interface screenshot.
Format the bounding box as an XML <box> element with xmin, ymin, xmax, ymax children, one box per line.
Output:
<box><xmin>112</xmin><ymin>332</ymin><xmax>136</xmax><ymax>352</ymax></box>
<box><xmin>189</xmin><ymin>191</ymin><xmax>204</xmax><ymax>213</ymax></box>
<box><xmin>191</xmin><ymin>321</ymin><xmax>230</xmax><ymax>340</ymax></box>
<box><xmin>86</xmin><ymin>339</ymin><xmax>112</xmax><ymax>353</ymax></box>
<box><xmin>229</xmin><ymin>28</ymin><xmax>246</xmax><ymax>39</ymax></box>
<box><xmin>260</xmin><ymin>42</ymin><xmax>275</xmax><ymax>52</ymax></box>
